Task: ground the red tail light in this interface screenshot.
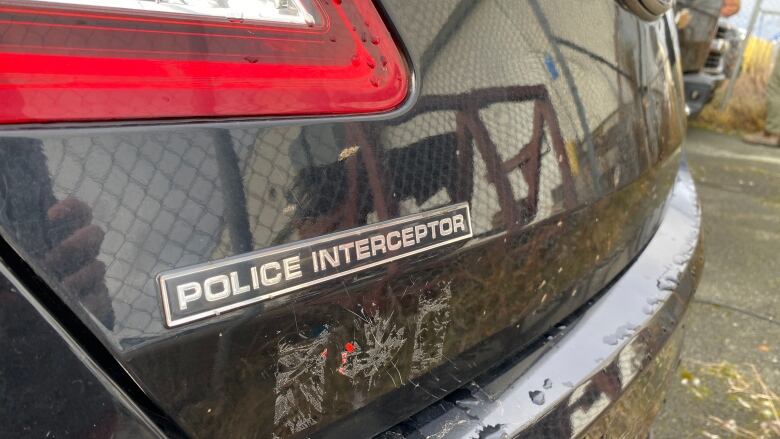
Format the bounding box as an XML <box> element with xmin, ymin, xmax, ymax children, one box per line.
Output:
<box><xmin>0</xmin><ymin>0</ymin><xmax>409</xmax><ymax>123</ymax></box>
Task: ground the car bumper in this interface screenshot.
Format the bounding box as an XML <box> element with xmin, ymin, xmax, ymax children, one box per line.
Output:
<box><xmin>381</xmin><ymin>157</ymin><xmax>703</xmax><ymax>438</ymax></box>
<box><xmin>684</xmin><ymin>73</ymin><xmax>723</xmax><ymax>117</ymax></box>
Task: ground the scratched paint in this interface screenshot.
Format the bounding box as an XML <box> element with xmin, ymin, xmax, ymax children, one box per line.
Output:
<box><xmin>338</xmin><ymin>310</ymin><xmax>406</xmax><ymax>389</ymax></box>
<box><xmin>272</xmin><ymin>330</ymin><xmax>329</xmax><ymax>437</ymax></box>
<box><xmin>410</xmin><ymin>280</ymin><xmax>453</xmax><ymax>377</ymax></box>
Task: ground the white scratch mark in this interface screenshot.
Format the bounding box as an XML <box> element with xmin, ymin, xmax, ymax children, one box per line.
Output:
<box><xmin>339</xmin><ymin>311</ymin><xmax>406</xmax><ymax>389</ymax></box>
<box><xmin>273</xmin><ymin>330</ymin><xmax>329</xmax><ymax>436</ymax></box>
<box><xmin>411</xmin><ymin>280</ymin><xmax>453</xmax><ymax>377</ymax></box>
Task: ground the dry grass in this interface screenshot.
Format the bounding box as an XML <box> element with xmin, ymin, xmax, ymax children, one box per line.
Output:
<box><xmin>692</xmin><ymin>38</ymin><xmax>776</xmax><ymax>134</ymax></box>
<box><xmin>680</xmin><ymin>361</ymin><xmax>780</xmax><ymax>438</ymax></box>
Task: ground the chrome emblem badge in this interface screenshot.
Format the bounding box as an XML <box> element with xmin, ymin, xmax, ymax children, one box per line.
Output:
<box><xmin>158</xmin><ymin>203</ymin><xmax>472</xmax><ymax>327</ymax></box>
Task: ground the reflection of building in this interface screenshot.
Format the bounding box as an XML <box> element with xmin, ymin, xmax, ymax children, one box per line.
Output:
<box><xmin>32</xmin><ymin>0</ymin><xmax>663</xmax><ymax>351</ymax></box>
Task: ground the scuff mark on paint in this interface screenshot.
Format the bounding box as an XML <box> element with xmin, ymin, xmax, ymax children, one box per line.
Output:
<box><xmin>338</xmin><ymin>340</ymin><xmax>360</xmax><ymax>376</ymax></box>
<box><xmin>338</xmin><ymin>310</ymin><xmax>406</xmax><ymax>389</ymax></box>
<box><xmin>411</xmin><ymin>280</ymin><xmax>452</xmax><ymax>377</ymax></box>
<box><xmin>273</xmin><ymin>330</ymin><xmax>329</xmax><ymax>436</ymax></box>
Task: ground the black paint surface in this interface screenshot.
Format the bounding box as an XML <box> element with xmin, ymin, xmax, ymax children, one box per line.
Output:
<box><xmin>0</xmin><ymin>264</ymin><xmax>162</xmax><ymax>438</ymax></box>
<box><xmin>0</xmin><ymin>1</ymin><xmax>689</xmax><ymax>437</ymax></box>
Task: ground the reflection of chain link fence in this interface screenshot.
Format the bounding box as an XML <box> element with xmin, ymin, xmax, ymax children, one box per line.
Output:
<box><xmin>28</xmin><ymin>0</ymin><xmax>633</xmax><ymax>343</ymax></box>
<box><xmin>42</xmin><ymin>130</ymin><xmax>293</xmax><ymax>339</ymax></box>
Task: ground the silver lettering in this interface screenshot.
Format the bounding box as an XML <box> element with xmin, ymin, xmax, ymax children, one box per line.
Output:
<box><xmin>426</xmin><ymin>221</ymin><xmax>439</xmax><ymax>239</ymax></box>
<box><xmin>452</xmin><ymin>214</ymin><xmax>466</xmax><ymax>233</ymax></box>
<box><xmin>283</xmin><ymin>256</ymin><xmax>303</xmax><ymax>280</ymax></box>
<box><xmin>402</xmin><ymin>227</ymin><xmax>415</xmax><ymax>247</ymax></box>
<box><xmin>230</xmin><ymin>271</ymin><xmax>251</xmax><ymax>295</ymax></box>
<box><xmin>338</xmin><ymin>243</ymin><xmax>355</xmax><ymax>264</ymax></box>
<box><xmin>261</xmin><ymin>262</ymin><xmax>282</xmax><ymax>286</ymax></box>
<box><xmin>250</xmin><ymin>266</ymin><xmax>260</xmax><ymax>289</ymax></box>
<box><xmin>319</xmin><ymin>247</ymin><xmax>340</xmax><ymax>269</ymax></box>
<box><xmin>414</xmin><ymin>224</ymin><xmax>427</xmax><ymax>243</ymax></box>
<box><xmin>387</xmin><ymin>231</ymin><xmax>402</xmax><ymax>251</ymax></box>
<box><xmin>355</xmin><ymin>238</ymin><xmax>371</xmax><ymax>260</ymax></box>
<box><xmin>176</xmin><ymin>282</ymin><xmax>202</xmax><ymax>310</ymax></box>
<box><xmin>204</xmin><ymin>275</ymin><xmax>230</xmax><ymax>302</ymax></box>
<box><xmin>439</xmin><ymin>218</ymin><xmax>453</xmax><ymax>236</ymax></box>
<box><xmin>370</xmin><ymin>234</ymin><xmax>387</xmax><ymax>256</ymax></box>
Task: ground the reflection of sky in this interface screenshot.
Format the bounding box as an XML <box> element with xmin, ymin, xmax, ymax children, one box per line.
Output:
<box><xmin>726</xmin><ymin>0</ymin><xmax>780</xmax><ymax>40</ymax></box>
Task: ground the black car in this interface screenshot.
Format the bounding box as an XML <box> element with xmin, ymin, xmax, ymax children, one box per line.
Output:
<box><xmin>0</xmin><ymin>0</ymin><xmax>701</xmax><ymax>437</ymax></box>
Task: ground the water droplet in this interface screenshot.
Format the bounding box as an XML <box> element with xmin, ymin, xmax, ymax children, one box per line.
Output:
<box><xmin>529</xmin><ymin>390</ymin><xmax>545</xmax><ymax>405</ymax></box>
<box><xmin>366</xmin><ymin>57</ymin><xmax>376</xmax><ymax>68</ymax></box>
<box><xmin>603</xmin><ymin>334</ymin><xmax>619</xmax><ymax>345</ymax></box>
<box><xmin>543</xmin><ymin>378</ymin><xmax>552</xmax><ymax>389</ymax></box>
<box><xmin>351</xmin><ymin>54</ymin><xmax>360</xmax><ymax>66</ymax></box>
<box><xmin>380</xmin><ymin>55</ymin><xmax>388</xmax><ymax>67</ymax></box>
<box><xmin>330</xmin><ymin>36</ymin><xmax>337</xmax><ymax>42</ymax></box>
<box><xmin>563</xmin><ymin>381</ymin><xmax>574</xmax><ymax>388</ymax></box>
<box><xmin>244</xmin><ymin>56</ymin><xmax>258</xmax><ymax>64</ymax></box>
<box><xmin>361</xmin><ymin>32</ymin><xmax>367</xmax><ymax>42</ymax></box>
<box><xmin>657</xmin><ymin>276</ymin><xmax>678</xmax><ymax>291</ymax></box>
<box><xmin>616</xmin><ymin>324</ymin><xmax>636</xmax><ymax>339</ymax></box>
<box><xmin>371</xmin><ymin>35</ymin><xmax>380</xmax><ymax>45</ymax></box>
<box><xmin>333</xmin><ymin>0</ymin><xmax>341</xmax><ymax>4</ymax></box>
<box><xmin>369</xmin><ymin>77</ymin><xmax>379</xmax><ymax>87</ymax></box>
<box><xmin>642</xmin><ymin>305</ymin><xmax>654</xmax><ymax>315</ymax></box>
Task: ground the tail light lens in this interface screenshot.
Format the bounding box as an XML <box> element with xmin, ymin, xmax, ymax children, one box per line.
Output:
<box><xmin>0</xmin><ymin>0</ymin><xmax>409</xmax><ymax>123</ymax></box>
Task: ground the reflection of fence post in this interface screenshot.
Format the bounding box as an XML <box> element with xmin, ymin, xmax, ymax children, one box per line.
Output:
<box><xmin>214</xmin><ymin>129</ymin><xmax>253</xmax><ymax>254</ymax></box>
<box><xmin>721</xmin><ymin>0</ymin><xmax>763</xmax><ymax>109</ymax></box>
<box><xmin>458</xmin><ymin>111</ymin><xmax>520</xmax><ymax>229</ymax></box>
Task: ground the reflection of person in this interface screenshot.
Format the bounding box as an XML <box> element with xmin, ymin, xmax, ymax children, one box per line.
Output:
<box><xmin>743</xmin><ymin>55</ymin><xmax>780</xmax><ymax>147</ymax></box>
<box><xmin>0</xmin><ymin>140</ymin><xmax>114</xmax><ymax>327</ymax></box>
<box><xmin>0</xmin><ymin>134</ymin><xmax>116</xmax><ymax>436</ymax></box>
<box><xmin>46</xmin><ymin>197</ymin><xmax>114</xmax><ymax>327</ymax></box>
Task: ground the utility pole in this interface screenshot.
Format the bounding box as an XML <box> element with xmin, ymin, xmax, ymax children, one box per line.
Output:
<box><xmin>721</xmin><ymin>0</ymin><xmax>764</xmax><ymax>109</ymax></box>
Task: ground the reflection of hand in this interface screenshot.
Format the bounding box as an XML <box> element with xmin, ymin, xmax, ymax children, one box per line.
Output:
<box><xmin>44</xmin><ymin>198</ymin><xmax>114</xmax><ymax>327</ymax></box>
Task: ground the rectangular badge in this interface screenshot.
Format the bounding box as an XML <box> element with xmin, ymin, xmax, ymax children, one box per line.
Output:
<box><xmin>158</xmin><ymin>203</ymin><xmax>472</xmax><ymax>327</ymax></box>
